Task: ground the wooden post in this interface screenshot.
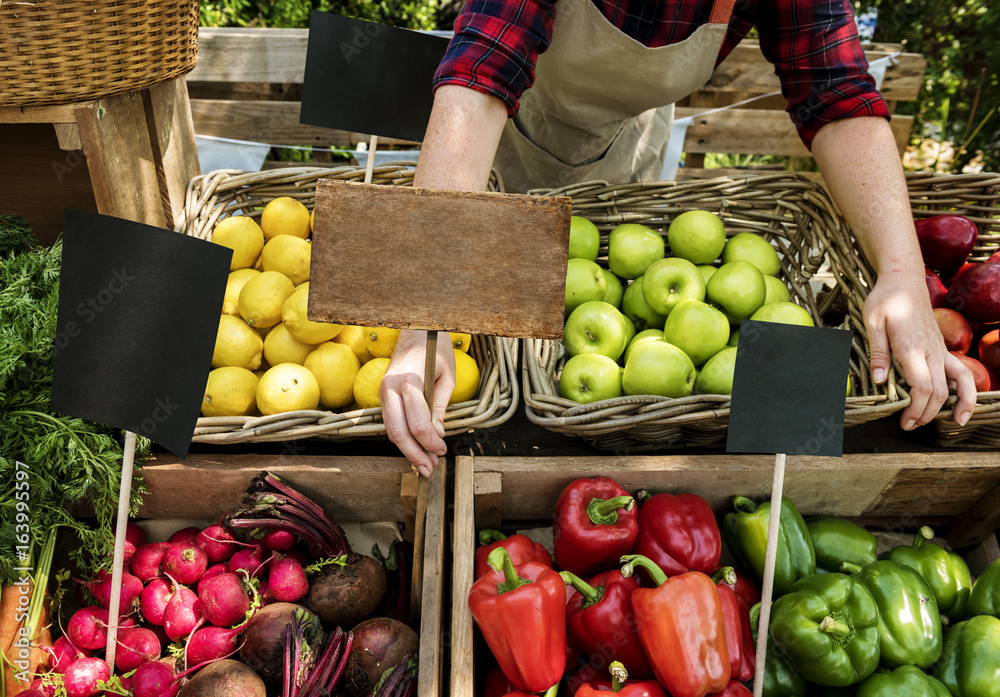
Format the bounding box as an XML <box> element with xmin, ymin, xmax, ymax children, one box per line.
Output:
<box><xmin>104</xmin><ymin>431</ymin><xmax>138</xmax><ymax>672</ymax></box>
<box><xmin>752</xmin><ymin>453</ymin><xmax>786</xmax><ymax>697</ymax></box>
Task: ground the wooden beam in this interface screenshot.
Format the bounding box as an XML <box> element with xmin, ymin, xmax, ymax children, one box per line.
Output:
<box><xmin>145</xmin><ymin>77</ymin><xmax>201</xmax><ymax>226</ymax></box>
<box><xmin>947</xmin><ymin>480</ymin><xmax>1000</xmax><ymax>550</ymax></box>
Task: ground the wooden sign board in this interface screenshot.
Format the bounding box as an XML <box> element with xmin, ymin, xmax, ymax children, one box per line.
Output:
<box><xmin>309</xmin><ymin>180</ymin><xmax>571</xmax><ymax>339</ymax></box>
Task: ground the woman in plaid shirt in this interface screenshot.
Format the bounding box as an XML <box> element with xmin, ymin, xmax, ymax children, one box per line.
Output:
<box><xmin>380</xmin><ymin>0</ymin><xmax>976</xmax><ymax>474</ymax></box>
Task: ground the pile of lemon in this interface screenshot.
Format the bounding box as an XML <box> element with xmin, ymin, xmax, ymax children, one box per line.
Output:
<box><xmin>202</xmin><ymin>196</ymin><xmax>481</xmax><ymax>418</ymax></box>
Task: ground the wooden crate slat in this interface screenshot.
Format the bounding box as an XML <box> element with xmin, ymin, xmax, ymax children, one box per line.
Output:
<box><xmin>418</xmin><ymin>465</ymin><xmax>447</xmax><ymax>697</ymax></box>
<box><xmin>451</xmin><ymin>457</ymin><xmax>477</xmax><ymax>697</ymax></box>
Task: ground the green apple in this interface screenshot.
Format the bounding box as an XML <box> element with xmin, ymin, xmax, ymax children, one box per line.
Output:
<box><xmin>622</xmin><ymin>340</ymin><xmax>696</xmax><ymax>398</ymax></box>
<box><xmin>763</xmin><ymin>275</ymin><xmax>791</xmax><ymax>305</ymax></box>
<box><xmin>706</xmin><ymin>261</ymin><xmax>767</xmax><ymax>323</ymax></box>
<box><xmin>622</xmin><ymin>276</ymin><xmax>667</xmax><ymax>331</ymax></box>
<box><xmin>641</xmin><ymin>257</ymin><xmax>706</xmax><ymax>317</ymax></box>
<box><xmin>563</xmin><ymin>300</ymin><xmax>630</xmax><ymax>360</ymax></box>
<box><xmin>667</xmin><ymin>210</ymin><xmax>726</xmax><ymax>264</ymax></box>
<box><xmin>622</xmin><ymin>314</ymin><xmax>636</xmax><ymax>347</ymax></box>
<box><xmin>601</xmin><ymin>268</ymin><xmax>624</xmax><ymax>308</ymax></box>
<box><xmin>608</xmin><ymin>223</ymin><xmax>665</xmax><ymax>279</ymax></box>
<box><xmin>565</xmin><ymin>258</ymin><xmax>607</xmax><ymax>316</ymax></box>
<box><xmin>721</xmin><ymin>232</ymin><xmax>781</xmax><ymax>276</ymax></box>
<box><xmin>695</xmin><ymin>346</ymin><xmax>738</xmax><ymax>395</ymax></box>
<box><xmin>559</xmin><ymin>353</ymin><xmax>623</xmax><ymax>404</ymax></box>
<box><xmin>847</xmin><ymin>374</ymin><xmax>852</xmax><ymax>397</ymax></box>
<box><xmin>624</xmin><ymin>328</ymin><xmax>664</xmax><ymax>364</ymax></box>
<box><xmin>569</xmin><ymin>216</ymin><xmax>600</xmax><ymax>261</ymax></box>
<box><xmin>727</xmin><ymin>329</ymin><xmax>739</xmax><ymax>347</ymax></box>
<box><xmin>697</xmin><ymin>264</ymin><xmax>718</xmax><ymax>286</ymax></box>
<box><xmin>662</xmin><ymin>299</ymin><xmax>730</xmax><ymax>365</ymax></box>
<box><xmin>749</xmin><ymin>301</ymin><xmax>815</xmax><ymax>327</ymax></box>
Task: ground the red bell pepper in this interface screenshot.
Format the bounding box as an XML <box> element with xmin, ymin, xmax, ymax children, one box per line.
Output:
<box><xmin>708</xmin><ymin>682</ymin><xmax>752</xmax><ymax>697</ymax></box>
<box><xmin>573</xmin><ymin>662</ymin><xmax>668</xmax><ymax>697</ymax></box>
<box><xmin>475</xmin><ymin>529</ymin><xmax>552</xmax><ymax>580</ymax></box>
<box><xmin>484</xmin><ymin>667</ymin><xmax>517</xmax><ymax>697</ymax></box>
<box><xmin>712</xmin><ymin>564</ymin><xmax>761</xmax><ymax>608</ymax></box>
<box><xmin>631</xmin><ymin>492</ymin><xmax>721</xmax><ymax>576</ymax></box>
<box><xmin>711</xmin><ymin>567</ymin><xmax>756</xmax><ymax>682</ymax></box>
<box><xmin>562</xmin><ymin>569</ymin><xmax>653</xmax><ymax>678</ymax></box>
<box><xmin>468</xmin><ymin>547</ymin><xmax>567</xmax><ymax>692</ymax></box>
<box><xmin>621</xmin><ymin>554</ymin><xmax>730</xmax><ymax>697</ymax></box>
<box><xmin>554</xmin><ymin>477</ymin><xmax>638</xmax><ymax>577</ymax></box>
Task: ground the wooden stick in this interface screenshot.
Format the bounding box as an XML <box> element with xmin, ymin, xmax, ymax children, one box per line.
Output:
<box><xmin>364</xmin><ymin>134</ymin><xmax>378</xmax><ymax>185</ymax></box>
<box><xmin>103</xmin><ymin>430</ymin><xmax>137</xmax><ymax>672</ymax></box>
<box><xmin>752</xmin><ymin>452</ymin><xmax>786</xmax><ymax>697</ymax></box>
<box><xmin>423</xmin><ymin>331</ymin><xmax>438</xmax><ymax>415</ymax></box>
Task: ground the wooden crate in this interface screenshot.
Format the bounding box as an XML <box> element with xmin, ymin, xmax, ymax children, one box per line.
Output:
<box><xmin>450</xmin><ymin>453</ymin><xmax>1000</xmax><ymax>697</ymax></box>
<box><xmin>136</xmin><ymin>453</ymin><xmax>447</xmax><ymax>697</ymax></box>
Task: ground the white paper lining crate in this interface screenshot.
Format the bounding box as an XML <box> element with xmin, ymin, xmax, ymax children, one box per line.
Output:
<box><xmin>450</xmin><ymin>454</ymin><xmax>1000</xmax><ymax>697</ymax></box>
<box><xmin>174</xmin><ymin>165</ymin><xmax>519</xmax><ymax>444</ymax></box>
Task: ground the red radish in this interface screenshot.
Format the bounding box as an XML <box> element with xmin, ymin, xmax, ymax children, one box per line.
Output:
<box><xmin>51</xmin><ymin>634</ymin><xmax>91</xmax><ymax>673</ymax></box>
<box><xmin>268</xmin><ymin>557</ymin><xmax>309</xmax><ymax>603</ymax></box>
<box><xmin>168</xmin><ymin>527</ymin><xmax>201</xmax><ymax>544</ymax></box>
<box><xmin>27</xmin><ymin>680</ymin><xmax>56</xmax><ymax>697</ymax></box>
<box><xmin>144</xmin><ymin>622</ymin><xmax>171</xmax><ymax>649</ymax></box>
<box><xmin>196</xmin><ymin>524</ymin><xmax>241</xmax><ymax>564</ymax></box>
<box><xmin>140</xmin><ymin>578</ymin><xmax>174</xmax><ymax>626</ymax></box>
<box><xmin>199</xmin><ymin>573</ymin><xmax>251</xmax><ymax>627</ymax></box>
<box><xmin>197</xmin><ymin>563</ymin><xmax>228</xmax><ymax>596</ymax></box>
<box><xmin>274</xmin><ymin>547</ymin><xmax>309</xmax><ymax>568</ymax></box>
<box><xmin>78</xmin><ymin>571</ymin><xmax>144</xmax><ymax>613</ymax></box>
<box><xmin>186</xmin><ymin>624</ymin><xmax>245</xmax><ymax>666</ymax></box>
<box><xmin>163</xmin><ymin>542</ymin><xmax>208</xmax><ymax>585</ymax></box>
<box><xmin>123</xmin><ymin>522</ymin><xmax>147</xmax><ymax>564</ymax></box>
<box><xmin>132</xmin><ymin>660</ymin><xmax>180</xmax><ymax>697</ymax></box>
<box><xmin>260</xmin><ymin>529</ymin><xmax>296</xmax><ymax>552</ymax></box>
<box><xmin>228</xmin><ymin>544</ymin><xmax>266</xmax><ymax>579</ymax></box>
<box><xmin>257</xmin><ymin>578</ymin><xmax>273</xmax><ymax>606</ymax></box>
<box><xmin>115</xmin><ymin>626</ymin><xmax>162</xmax><ymax>673</ymax></box>
<box><xmin>67</xmin><ymin>606</ymin><xmax>110</xmax><ymax>651</ymax></box>
<box><xmin>119</xmin><ymin>615</ymin><xmax>137</xmax><ymax>629</ymax></box>
<box><xmin>63</xmin><ymin>657</ymin><xmax>111</xmax><ymax>697</ymax></box>
<box><xmin>164</xmin><ymin>584</ymin><xmax>205</xmax><ymax>642</ymax></box>
<box><xmin>17</xmin><ymin>690</ymin><xmax>49</xmax><ymax>697</ymax></box>
<box><xmin>131</xmin><ymin>542</ymin><xmax>171</xmax><ymax>583</ymax></box>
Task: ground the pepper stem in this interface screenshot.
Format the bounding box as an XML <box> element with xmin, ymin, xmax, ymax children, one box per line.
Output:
<box><xmin>609</xmin><ymin>662</ymin><xmax>628</xmax><ymax>692</ymax></box>
<box><xmin>478</xmin><ymin>529</ymin><xmax>507</xmax><ymax>546</ymax></box>
<box><xmin>749</xmin><ymin>602</ymin><xmax>761</xmax><ymax>633</ymax></box>
<box><xmin>619</xmin><ymin>554</ymin><xmax>667</xmax><ymax>586</ymax></box>
<box><xmin>588</xmin><ymin>496</ymin><xmax>634</xmax><ymax>526</ymax></box>
<box><xmin>560</xmin><ymin>571</ymin><xmax>604</xmax><ymax>608</ymax></box>
<box><xmin>820</xmin><ymin>616</ymin><xmax>851</xmax><ymax>638</ymax></box>
<box><xmin>914</xmin><ymin>526</ymin><xmax>935</xmax><ymax>549</ymax></box>
<box><xmin>540</xmin><ymin>683</ymin><xmax>560</xmax><ymax>697</ymax></box>
<box><xmin>732</xmin><ymin>495</ymin><xmax>758</xmax><ymax>514</ymax></box>
<box><xmin>711</xmin><ymin>566</ymin><xmax>738</xmax><ymax>586</ymax></box>
<box><xmin>840</xmin><ymin>562</ymin><xmax>864</xmax><ymax>575</ymax></box>
<box><xmin>487</xmin><ymin>547</ymin><xmax>531</xmax><ymax>594</ymax></box>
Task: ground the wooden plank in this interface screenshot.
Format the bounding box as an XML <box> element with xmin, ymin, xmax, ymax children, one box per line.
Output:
<box><xmin>189</xmin><ymin>27</ymin><xmax>310</xmax><ymax>84</ymax></box>
<box><xmin>474</xmin><ymin>471</ymin><xmax>503</xmax><ymax>531</ymax></box>
<box><xmin>946</xmin><ymin>480</ymin><xmax>1000</xmax><ymax>549</ymax></box>
<box><xmin>53</xmin><ymin>123</ymin><xmax>82</xmax><ymax>151</ymax></box>
<box><xmin>309</xmin><ymin>181</ymin><xmax>570</xmax><ymax>338</ymax></box>
<box><xmin>965</xmin><ymin>535</ymin><xmax>1000</xmax><ymax>577</ymax></box>
<box><xmin>418</xmin><ymin>464</ymin><xmax>447</xmax><ymax>697</ymax></box>
<box><xmin>0</xmin><ymin>102</ymin><xmax>94</xmax><ymax>124</ymax></box>
<box><xmin>401</xmin><ymin>472</ymin><xmax>420</xmax><ymax>543</ymax></box>
<box><xmin>411</xmin><ymin>471</ymin><xmax>430</xmax><ymax>615</ymax></box>
<box><xmin>451</xmin><ymin>456</ymin><xmax>477</xmax><ymax>697</ymax></box>
<box><xmin>145</xmin><ymin>77</ymin><xmax>201</xmax><ymax>226</ymax></box>
<box><xmin>676</xmin><ymin>107</ymin><xmax>913</xmax><ymax>157</ymax></box>
<box><xmin>866</xmin><ymin>466</ymin><xmax>1000</xmax><ymax>523</ymax></box>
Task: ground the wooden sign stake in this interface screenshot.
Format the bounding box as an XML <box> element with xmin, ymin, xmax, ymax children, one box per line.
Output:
<box><xmin>752</xmin><ymin>452</ymin><xmax>786</xmax><ymax>697</ymax></box>
<box><xmin>104</xmin><ymin>430</ymin><xmax>138</xmax><ymax>671</ymax></box>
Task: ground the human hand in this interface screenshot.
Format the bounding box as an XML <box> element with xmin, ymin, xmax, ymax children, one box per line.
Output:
<box><xmin>863</xmin><ymin>272</ymin><xmax>977</xmax><ymax>430</ymax></box>
<box><xmin>379</xmin><ymin>330</ymin><xmax>456</xmax><ymax>476</ymax></box>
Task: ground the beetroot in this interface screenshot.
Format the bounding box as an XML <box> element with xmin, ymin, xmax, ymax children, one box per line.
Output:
<box><xmin>132</xmin><ymin>659</ymin><xmax>180</xmax><ymax>697</ymax></box>
<box><xmin>240</xmin><ymin>602</ymin><xmax>319</xmax><ymax>684</ymax></box>
<box><xmin>131</xmin><ymin>542</ymin><xmax>170</xmax><ymax>583</ymax></box>
<box><xmin>344</xmin><ymin>618</ymin><xmax>419</xmax><ymax>697</ymax></box>
<box><xmin>63</xmin><ymin>657</ymin><xmax>111</xmax><ymax>697</ymax></box>
<box><xmin>163</xmin><ymin>542</ymin><xmax>208</xmax><ymax>586</ymax></box>
<box><xmin>163</xmin><ymin>585</ymin><xmax>205</xmax><ymax>642</ymax></box>
<box><xmin>195</xmin><ymin>524</ymin><xmax>241</xmax><ymax>564</ymax></box>
<box><xmin>176</xmin><ymin>659</ymin><xmax>266</xmax><ymax>697</ymax></box>
<box><xmin>140</xmin><ymin>578</ymin><xmax>173</xmax><ymax>626</ymax></box>
<box><xmin>51</xmin><ymin>634</ymin><xmax>90</xmax><ymax>673</ymax></box>
<box><xmin>115</xmin><ymin>626</ymin><xmax>161</xmax><ymax>673</ymax></box>
<box><xmin>268</xmin><ymin>557</ymin><xmax>309</xmax><ymax>603</ymax></box>
<box><xmin>168</xmin><ymin>526</ymin><xmax>201</xmax><ymax>544</ymax></box>
<box><xmin>228</xmin><ymin>544</ymin><xmax>266</xmax><ymax>579</ymax></box>
<box><xmin>197</xmin><ymin>563</ymin><xmax>228</xmax><ymax>596</ymax></box>
<box><xmin>199</xmin><ymin>573</ymin><xmax>251</xmax><ymax>627</ymax></box>
<box><xmin>67</xmin><ymin>606</ymin><xmax>109</xmax><ymax>651</ymax></box>
<box><xmin>259</xmin><ymin>529</ymin><xmax>296</xmax><ymax>552</ymax></box>
<box><xmin>124</xmin><ymin>522</ymin><xmax>147</xmax><ymax>564</ymax></box>
<box><xmin>78</xmin><ymin>571</ymin><xmax>143</xmax><ymax>614</ymax></box>
<box><xmin>186</xmin><ymin>625</ymin><xmax>244</xmax><ymax>666</ymax></box>
<box><xmin>306</xmin><ymin>554</ymin><xmax>387</xmax><ymax>627</ymax></box>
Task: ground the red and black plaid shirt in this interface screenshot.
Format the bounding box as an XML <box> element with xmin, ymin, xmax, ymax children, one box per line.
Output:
<box><xmin>433</xmin><ymin>0</ymin><xmax>889</xmax><ymax>148</ymax></box>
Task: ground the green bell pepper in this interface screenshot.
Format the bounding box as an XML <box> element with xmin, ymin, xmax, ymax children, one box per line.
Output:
<box><xmin>969</xmin><ymin>557</ymin><xmax>1000</xmax><ymax>618</ymax></box>
<box><xmin>935</xmin><ymin>615</ymin><xmax>1000</xmax><ymax>697</ymax></box>
<box><xmin>806</xmin><ymin>515</ymin><xmax>878</xmax><ymax>574</ymax></box>
<box><xmin>855</xmin><ymin>665</ymin><xmax>950</xmax><ymax>697</ymax></box>
<box><xmin>880</xmin><ymin>526</ymin><xmax>971</xmax><ymax>622</ymax></box>
<box><xmin>751</xmin><ymin>602</ymin><xmax>808</xmax><ymax>697</ymax></box>
<box><xmin>769</xmin><ymin>572</ymin><xmax>880</xmax><ymax>687</ymax></box>
<box><xmin>724</xmin><ymin>496</ymin><xmax>816</xmax><ymax>596</ymax></box>
<box><xmin>806</xmin><ymin>684</ymin><xmax>855</xmax><ymax>696</ymax></box>
<box><xmin>842</xmin><ymin>560</ymin><xmax>942</xmax><ymax>669</ymax></box>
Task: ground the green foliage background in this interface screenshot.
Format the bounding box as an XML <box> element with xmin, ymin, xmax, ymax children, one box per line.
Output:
<box><xmin>199</xmin><ymin>0</ymin><xmax>437</xmax><ymax>30</ymax></box>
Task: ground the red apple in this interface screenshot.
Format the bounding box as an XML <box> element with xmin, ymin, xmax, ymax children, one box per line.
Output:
<box><xmin>924</xmin><ymin>266</ymin><xmax>949</xmax><ymax>308</ymax></box>
<box><xmin>988</xmin><ymin>366</ymin><xmax>1000</xmax><ymax>392</ymax></box>
<box><xmin>952</xmin><ymin>351</ymin><xmax>992</xmax><ymax>392</ymax></box>
<box><xmin>933</xmin><ymin>307</ymin><xmax>973</xmax><ymax>354</ymax></box>
<box><xmin>943</xmin><ymin>261</ymin><xmax>978</xmax><ymax>288</ymax></box>
<box><xmin>945</xmin><ymin>261</ymin><xmax>1000</xmax><ymax>324</ymax></box>
<box><xmin>989</xmin><ymin>250</ymin><xmax>1000</xmax><ymax>263</ymax></box>
<box><xmin>977</xmin><ymin>329</ymin><xmax>1000</xmax><ymax>376</ymax></box>
<box><xmin>915</xmin><ymin>215</ymin><xmax>978</xmax><ymax>271</ymax></box>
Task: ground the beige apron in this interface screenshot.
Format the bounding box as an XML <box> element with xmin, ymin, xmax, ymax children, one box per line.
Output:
<box><xmin>494</xmin><ymin>0</ymin><xmax>737</xmax><ymax>193</ymax></box>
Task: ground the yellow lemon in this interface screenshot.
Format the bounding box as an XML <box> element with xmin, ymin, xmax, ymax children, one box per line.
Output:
<box><xmin>296</xmin><ymin>281</ymin><xmax>310</xmax><ymax>293</ymax></box>
<box><xmin>222</xmin><ymin>268</ymin><xmax>260</xmax><ymax>316</ymax></box>
<box><xmin>364</xmin><ymin>327</ymin><xmax>401</xmax><ymax>358</ymax></box>
<box><xmin>261</xmin><ymin>197</ymin><xmax>311</xmax><ymax>240</ymax></box>
<box><xmin>263</xmin><ymin>322</ymin><xmax>320</xmax><ymax>366</ymax></box>
<box><xmin>310</xmin><ymin>209</ymin><xmax>314</xmax><ymax>233</ymax></box>
<box><xmin>211</xmin><ymin>216</ymin><xmax>265</xmax><ymax>270</ymax></box>
<box><xmin>305</xmin><ymin>342</ymin><xmax>361</xmax><ymax>409</ymax></box>
<box><xmin>335</xmin><ymin>325</ymin><xmax>375</xmax><ymax>365</ymax></box>
<box><xmin>202</xmin><ymin>367</ymin><xmax>259</xmax><ymax>417</ymax></box>
<box><xmin>282</xmin><ymin>286</ymin><xmax>343</xmax><ymax>344</ymax></box>
<box><xmin>261</xmin><ymin>235</ymin><xmax>311</xmax><ymax>286</ymax></box>
<box><xmin>451</xmin><ymin>349</ymin><xmax>480</xmax><ymax>404</ymax></box>
<box><xmin>257</xmin><ymin>363</ymin><xmax>321</xmax><ymax>415</ymax></box>
<box><xmin>353</xmin><ymin>357</ymin><xmax>390</xmax><ymax>409</ymax></box>
<box><xmin>450</xmin><ymin>332</ymin><xmax>473</xmax><ymax>353</ymax></box>
<box><xmin>239</xmin><ymin>270</ymin><xmax>295</xmax><ymax>329</ymax></box>
<box><xmin>254</xmin><ymin>255</ymin><xmax>264</xmax><ymax>271</ymax></box>
<box><xmin>212</xmin><ymin>315</ymin><xmax>264</xmax><ymax>370</ymax></box>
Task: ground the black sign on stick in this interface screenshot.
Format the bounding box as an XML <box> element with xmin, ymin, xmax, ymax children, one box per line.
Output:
<box><xmin>300</xmin><ymin>11</ymin><xmax>450</xmax><ymax>142</ymax></box>
<box><xmin>726</xmin><ymin>321</ymin><xmax>854</xmax><ymax>457</ymax></box>
<box><xmin>51</xmin><ymin>211</ymin><xmax>231</xmax><ymax>459</ymax></box>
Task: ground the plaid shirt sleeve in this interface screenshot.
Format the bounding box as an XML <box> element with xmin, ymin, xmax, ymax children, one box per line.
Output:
<box><xmin>433</xmin><ymin>0</ymin><xmax>558</xmax><ymax>115</ymax></box>
<box><xmin>755</xmin><ymin>0</ymin><xmax>891</xmax><ymax>149</ymax></box>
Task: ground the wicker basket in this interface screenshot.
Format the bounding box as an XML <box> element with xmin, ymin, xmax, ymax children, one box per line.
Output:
<box><xmin>0</xmin><ymin>0</ymin><xmax>199</xmax><ymax>107</ymax></box>
<box><xmin>175</xmin><ymin>164</ymin><xmax>518</xmax><ymax>444</ymax></box>
<box><xmin>522</xmin><ymin>173</ymin><xmax>910</xmax><ymax>452</ymax></box>
<box><xmin>905</xmin><ymin>173</ymin><xmax>1000</xmax><ymax>447</ymax></box>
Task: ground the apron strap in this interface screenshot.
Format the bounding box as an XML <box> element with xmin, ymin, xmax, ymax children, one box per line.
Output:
<box><xmin>708</xmin><ymin>0</ymin><xmax>737</xmax><ymax>26</ymax></box>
